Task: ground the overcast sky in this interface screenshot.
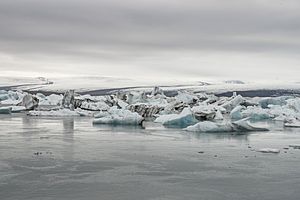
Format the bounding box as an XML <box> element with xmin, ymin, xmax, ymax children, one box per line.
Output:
<box><xmin>0</xmin><ymin>0</ymin><xmax>299</xmax><ymax>82</ymax></box>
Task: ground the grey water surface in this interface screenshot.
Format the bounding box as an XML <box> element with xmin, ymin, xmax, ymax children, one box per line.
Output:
<box><xmin>0</xmin><ymin>114</ymin><xmax>300</xmax><ymax>200</ymax></box>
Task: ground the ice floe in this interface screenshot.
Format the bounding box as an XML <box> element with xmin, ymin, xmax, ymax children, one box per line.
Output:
<box><xmin>154</xmin><ymin>107</ymin><xmax>198</xmax><ymax>128</ymax></box>
<box><xmin>93</xmin><ymin>106</ymin><xmax>144</xmax><ymax>125</ymax></box>
<box><xmin>257</xmin><ymin>148</ymin><xmax>280</xmax><ymax>153</ymax></box>
<box><xmin>0</xmin><ymin>107</ymin><xmax>12</xmax><ymax>114</ymax></box>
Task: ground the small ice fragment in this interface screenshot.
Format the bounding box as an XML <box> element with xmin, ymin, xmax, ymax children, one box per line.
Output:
<box><xmin>289</xmin><ymin>145</ymin><xmax>300</xmax><ymax>149</ymax></box>
<box><xmin>257</xmin><ymin>148</ymin><xmax>280</xmax><ymax>153</ymax></box>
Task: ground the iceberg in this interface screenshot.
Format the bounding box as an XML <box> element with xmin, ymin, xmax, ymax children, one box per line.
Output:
<box><xmin>230</xmin><ymin>105</ymin><xmax>245</xmax><ymax>120</ymax></box>
<box><xmin>93</xmin><ymin>107</ymin><xmax>144</xmax><ymax>125</ymax></box>
<box><xmin>284</xmin><ymin>120</ymin><xmax>300</xmax><ymax>128</ymax></box>
<box><xmin>175</xmin><ymin>91</ymin><xmax>198</xmax><ymax>105</ymax></box>
<box><xmin>80</xmin><ymin>101</ymin><xmax>110</xmax><ymax>111</ymax></box>
<box><xmin>184</xmin><ymin>121</ymin><xmax>234</xmax><ymax>133</ymax></box>
<box><xmin>0</xmin><ymin>94</ymin><xmax>9</xmax><ymax>101</ymax></box>
<box><xmin>37</xmin><ymin>94</ymin><xmax>63</xmax><ymax>106</ymax></box>
<box><xmin>192</xmin><ymin>104</ymin><xmax>217</xmax><ymax>121</ymax></box>
<box><xmin>154</xmin><ymin>107</ymin><xmax>198</xmax><ymax>128</ymax></box>
<box><xmin>62</xmin><ymin>90</ymin><xmax>75</xmax><ymax>109</ymax></box>
<box><xmin>0</xmin><ymin>107</ymin><xmax>12</xmax><ymax>114</ymax></box>
<box><xmin>241</xmin><ymin>106</ymin><xmax>271</xmax><ymax>121</ymax></box>
<box><xmin>232</xmin><ymin>118</ymin><xmax>269</xmax><ymax>131</ymax></box>
<box><xmin>259</xmin><ymin>96</ymin><xmax>289</xmax><ymax>109</ymax></box>
<box><xmin>184</xmin><ymin>118</ymin><xmax>269</xmax><ymax>133</ymax></box>
<box><xmin>11</xmin><ymin>106</ymin><xmax>26</xmax><ymax>113</ymax></box>
<box><xmin>127</xmin><ymin>104</ymin><xmax>164</xmax><ymax>117</ymax></box>
<box><xmin>214</xmin><ymin>110</ymin><xmax>224</xmax><ymax>120</ymax></box>
<box><xmin>221</xmin><ymin>95</ymin><xmax>245</xmax><ymax>112</ymax></box>
<box><xmin>18</xmin><ymin>94</ymin><xmax>39</xmax><ymax>110</ymax></box>
<box><xmin>151</xmin><ymin>86</ymin><xmax>164</xmax><ymax>96</ymax></box>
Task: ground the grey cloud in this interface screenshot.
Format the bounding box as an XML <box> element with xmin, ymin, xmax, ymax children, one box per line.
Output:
<box><xmin>0</xmin><ymin>0</ymin><xmax>299</xmax><ymax>80</ymax></box>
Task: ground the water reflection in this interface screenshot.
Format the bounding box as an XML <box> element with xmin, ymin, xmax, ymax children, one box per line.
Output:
<box><xmin>187</xmin><ymin>131</ymin><xmax>249</xmax><ymax>143</ymax></box>
<box><xmin>63</xmin><ymin>118</ymin><xmax>74</xmax><ymax>134</ymax></box>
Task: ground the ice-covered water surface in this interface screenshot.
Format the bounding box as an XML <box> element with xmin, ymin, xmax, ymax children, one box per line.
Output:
<box><xmin>0</xmin><ymin>114</ymin><xmax>300</xmax><ymax>200</ymax></box>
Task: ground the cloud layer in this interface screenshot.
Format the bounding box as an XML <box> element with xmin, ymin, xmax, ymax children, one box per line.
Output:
<box><xmin>0</xmin><ymin>0</ymin><xmax>299</xmax><ymax>81</ymax></box>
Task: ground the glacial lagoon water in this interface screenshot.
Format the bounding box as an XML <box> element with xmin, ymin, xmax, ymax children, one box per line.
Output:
<box><xmin>0</xmin><ymin>114</ymin><xmax>300</xmax><ymax>200</ymax></box>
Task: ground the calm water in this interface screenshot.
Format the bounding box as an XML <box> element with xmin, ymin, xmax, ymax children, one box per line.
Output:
<box><xmin>0</xmin><ymin>114</ymin><xmax>300</xmax><ymax>200</ymax></box>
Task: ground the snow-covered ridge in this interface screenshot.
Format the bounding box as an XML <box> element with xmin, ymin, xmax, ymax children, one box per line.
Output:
<box><xmin>2</xmin><ymin>76</ymin><xmax>300</xmax><ymax>96</ymax></box>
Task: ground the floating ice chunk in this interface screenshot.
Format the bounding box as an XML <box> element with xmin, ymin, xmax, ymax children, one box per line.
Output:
<box><xmin>75</xmin><ymin>108</ymin><xmax>95</xmax><ymax>117</ymax></box>
<box><xmin>127</xmin><ymin>91</ymin><xmax>147</xmax><ymax>104</ymax></box>
<box><xmin>284</xmin><ymin>121</ymin><xmax>300</xmax><ymax>128</ymax></box>
<box><xmin>286</xmin><ymin>98</ymin><xmax>300</xmax><ymax>112</ymax></box>
<box><xmin>0</xmin><ymin>94</ymin><xmax>9</xmax><ymax>101</ymax></box>
<box><xmin>127</xmin><ymin>104</ymin><xmax>163</xmax><ymax>117</ymax></box>
<box><xmin>232</xmin><ymin>118</ymin><xmax>269</xmax><ymax>131</ymax></box>
<box><xmin>93</xmin><ymin>107</ymin><xmax>144</xmax><ymax>125</ymax></box>
<box><xmin>154</xmin><ymin>107</ymin><xmax>198</xmax><ymax>128</ymax></box>
<box><xmin>62</xmin><ymin>90</ymin><xmax>75</xmax><ymax>109</ymax></box>
<box><xmin>289</xmin><ymin>145</ymin><xmax>300</xmax><ymax>149</ymax></box>
<box><xmin>184</xmin><ymin>121</ymin><xmax>234</xmax><ymax>133</ymax></box>
<box><xmin>35</xmin><ymin>93</ymin><xmax>46</xmax><ymax>99</ymax></box>
<box><xmin>38</xmin><ymin>94</ymin><xmax>63</xmax><ymax>106</ymax></box>
<box><xmin>259</xmin><ymin>96</ymin><xmax>289</xmax><ymax>109</ymax></box>
<box><xmin>11</xmin><ymin>106</ymin><xmax>26</xmax><ymax>113</ymax></box>
<box><xmin>151</xmin><ymin>86</ymin><xmax>164</xmax><ymax>96</ymax></box>
<box><xmin>117</xmin><ymin>99</ymin><xmax>128</xmax><ymax>109</ymax></box>
<box><xmin>0</xmin><ymin>90</ymin><xmax>7</xmax><ymax>94</ymax></box>
<box><xmin>192</xmin><ymin>104</ymin><xmax>217</xmax><ymax>121</ymax></box>
<box><xmin>0</xmin><ymin>107</ymin><xmax>12</xmax><ymax>114</ymax></box>
<box><xmin>221</xmin><ymin>95</ymin><xmax>245</xmax><ymax>112</ymax></box>
<box><xmin>0</xmin><ymin>91</ymin><xmax>25</xmax><ymax>105</ymax></box>
<box><xmin>230</xmin><ymin>105</ymin><xmax>245</xmax><ymax>120</ymax></box>
<box><xmin>257</xmin><ymin>148</ymin><xmax>280</xmax><ymax>153</ymax></box>
<box><xmin>241</xmin><ymin>106</ymin><xmax>271</xmax><ymax>120</ymax></box>
<box><xmin>19</xmin><ymin>94</ymin><xmax>39</xmax><ymax>110</ymax></box>
<box><xmin>80</xmin><ymin>101</ymin><xmax>110</xmax><ymax>111</ymax></box>
<box><xmin>28</xmin><ymin>109</ymin><xmax>80</xmax><ymax>116</ymax></box>
<box><xmin>214</xmin><ymin>110</ymin><xmax>224</xmax><ymax>120</ymax></box>
<box><xmin>175</xmin><ymin>91</ymin><xmax>198</xmax><ymax>104</ymax></box>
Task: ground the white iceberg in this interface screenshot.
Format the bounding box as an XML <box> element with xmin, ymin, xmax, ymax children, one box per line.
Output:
<box><xmin>18</xmin><ymin>94</ymin><xmax>39</xmax><ymax>110</ymax></box>
<box><xmin>221</xmin><ymin>95</ymin><xmax>245</xmax><ymax>112</ymax></box>
<box><xmin>257</xmin><ymin>148</ymin><xmax>280</xmax><ymax>153</ymax></box>
<box><xmin>154</xmin><ymin>107</ymin><xmax>198</xmax><ymax>128</ymax></box>
<box><xmin>230</xmin><ymin>105</ymin><xmax>245</xmax><ymax>120</ymax></box>
<box><xmin>37</xmin><ymin>94</ymin><xmax>63</xmax><ymax>106</ymax></box>
<box><xmin>259</xmin><ymin>96</ymin><xmax>289</xmax><ymax>109</ymax></box>
<box><xmin>0</xmin><ymin>107</ymin><xmax>12</xmax><ymax>114</ymax></box>
<box><xmin>192</xmin><ymin>104</ymin><xmax>218</xmax><ymax>121</ymax></box>
<box><xmin>185</xmin><ymin>118</ymin><xmax>269</xmax><ymax>133</ymax></box>
<box><xmin>232</xmin><ymin>118</ymin><xmax>269</xmax><ymax>131</ymax></box>
<box><xmin>11</xmin><ymin>106</ymin><xmax>26</xmax><ymax>113</ymax></box>
<box><xmin>241</xmin><ymin>106</ymin><xmax>271</xmax><ymax>121</ymax></box>
<box><xmin>175</xmin><ymin>91</ymin><xmax>198</xmax><ymax>104</ymax></box>
<box><xmin>214</xmin><ymin>110</ymin><xmax>224</xmax><ymax>120</ymax></box>
<box><xmin>184</xmin><ymin>121</ymin><xmax>234</xmax><ymax>133</ymax></box>
<box><xmin>284</xmin><ymin>120</ymin><xmax>300</xmax><ymax>128</ymax></box>
<box><xmin>80</xmin><ymin>101</ymin><xmax>110</xmax><ymax>111</ymax></box>
<box><xmin>93</xmin><ymin>107</ymin><xmax>144</xmax><ymax>125</ymax></box>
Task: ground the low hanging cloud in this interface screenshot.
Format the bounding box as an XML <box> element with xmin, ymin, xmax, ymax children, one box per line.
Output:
<box><xmin>0</xmin><ymin>0</ymin><xmax>299</xmax><ymax>81</ymax></box>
